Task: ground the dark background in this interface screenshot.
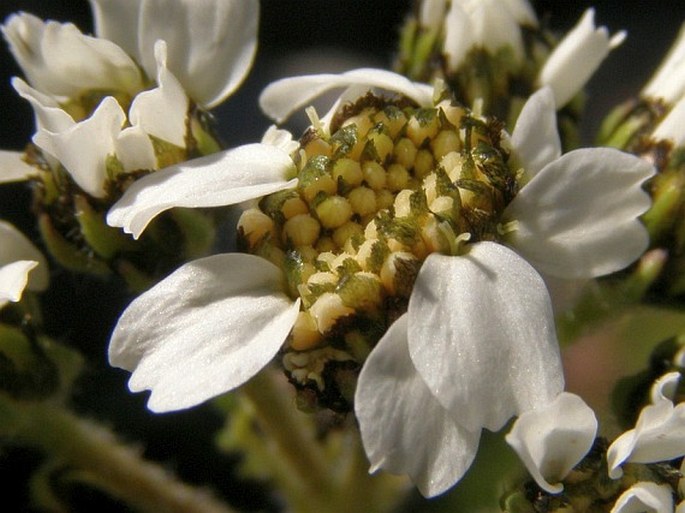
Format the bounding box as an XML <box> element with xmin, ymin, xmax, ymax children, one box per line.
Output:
<box><xmin>0</xmin><ymin>1</ymin><xmax>683</xmax><ymax>511</ymax></box>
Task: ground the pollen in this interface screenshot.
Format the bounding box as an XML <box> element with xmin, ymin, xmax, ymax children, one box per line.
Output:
<box><xmin>238</xmin><ymin>93</ymin><xmax>518</xmax><ymax>411</ymax></box>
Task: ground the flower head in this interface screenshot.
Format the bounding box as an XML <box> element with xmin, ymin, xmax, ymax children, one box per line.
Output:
<box><xmin>1</xmin><ymin>1</ymin><xmax>258</xmax><ymax>195</ymax></box>
<box><xmin>107</xmin><ymin>70</ymin><xmax>653</xmax><ymax>496</ymax></box>
<box><xmin>1</xmin><ymin>1</ymin><xmax>258</xmax><ymax>285</ymax></box>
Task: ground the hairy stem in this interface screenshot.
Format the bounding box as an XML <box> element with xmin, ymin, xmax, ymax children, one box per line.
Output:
<box><xmin>1</xmin><ymin>397</ymin><xmax>236</xmax><ymax>513</ymax></box>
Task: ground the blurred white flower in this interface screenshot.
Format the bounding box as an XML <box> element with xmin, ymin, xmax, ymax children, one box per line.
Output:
<box><xmin>106</xmin><ymin>72</ymin><xmax>653</xmax><ymax>497</ymax></box>
<box><xmin>0</xmin><ymin>220</ymin><xmax>48</xmax><ymax>308</ymax></box>
<box><xmin>505</xmin><ymin>392</ymin><xmax>598</xmax><ymax>494</ymax></box>
<box><xmin>538</xmin><ymin>9</ymin><xmax>626</xmax><ymax>108</ymax></box>
<box><xmin>607</xmin><ymin>371</ymin><xmax>685</xmax><ymax>479</ymax></box>
<box><xmin>643</xmin><ymin>23</ymin><xmax>685</xmax><ymax>148</ymax></box>
<box><xmin>442</xmin><ymin>0</ymin><xmax>537</xmax><ymax>72</ymax></box>
<box><xmin>642</xmin><ymin>22</ymin><xmax>685</xmax><ymax>105</ymax></box>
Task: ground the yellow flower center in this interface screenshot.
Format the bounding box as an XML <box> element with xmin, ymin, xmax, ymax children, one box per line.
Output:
<box><xmin>238</xmin><ymin>94</ymin><xmax>518</xmax><ymax>410</ymax></box>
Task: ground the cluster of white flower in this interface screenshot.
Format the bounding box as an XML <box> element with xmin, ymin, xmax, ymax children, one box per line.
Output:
<box><xmin>0</xmin><ymin>0</ymin><xmax>258</xmax><ymax>197</ymax></box>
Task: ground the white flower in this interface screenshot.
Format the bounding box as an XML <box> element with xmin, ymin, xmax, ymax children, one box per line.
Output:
<box><xmin>442</xmin><ymin>0</ymin><xmax>537</xmax><ymax>72</ymax></box>
<box><xmin>505</xmin><ymin>392</ymin><xmax>598</xmax><ymax>494</ymax></box>
<box><xmin>106</xmin><ymin>73</ymin><xmax>653</xmax><ymax>497</ymax></box>
<box><xmin>0</xmin><ymin>221</ymin><xmax>48</xmax><ymax>309</ymax></box>
<box><xmin>607</xmin><ymin>372</ymin><xmax>685</xmax><ymax>479</ymax></box>
<box><xmin>537</xmin><ymin>9</ymin><xmax>626</xmax><ymax>108</ymax></box>
<box><xmin>610</xmin><ymin>482</ymin><xmax>674</xmax><ymax>513</ymax></box>
<box><xmin>642</xmin><ymin>22</ymin><xmax>685</xmax><ymax>105</ymax></box>
<box><xmin>3</xmin><ymin>1</ymin><xmax>257</xmax><ymax>109</ymax></box>
<box><xmin>0</xmin><ymin>1</ymin><xmax>258</xmax><ymax>196</ymax></box>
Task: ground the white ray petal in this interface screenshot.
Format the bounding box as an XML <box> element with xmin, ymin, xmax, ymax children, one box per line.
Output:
<box><xmin>0</xmin><ymin>150</ymin><xmax>37</xmax><ymax>184</ymax></box>
<box><xmin>259</xmin><ymin>68</ymin><xmax>433</xmax><ymax>124</ymax></box>
<box><xmin>2</xmin><ymin>13</ymin><xmax>142</xmax><ymax>98</ymax></box>
<box><xmin>538</xmin><ymin>9</ymin><xmax>626</xmax><ymax>108</ymax></box>
<box><xmin>107</xmin><ymin>143</ymin><xmax>296</xmax><ymax>239</ymax></box>
<box><xmin>607</xmin><ymin>372</ymin><xmax>685</xmax><ymax>479</ymax></box>
<box><xmin>505</xmin><ymin>392</ymin><xmax>597</xmax><ymax>494</ymax></box>
<box><xmin>0</xmin><ymin>220</ymin><xmax>48</xmax><ymax>291</ymax></box>
<box><xmin>510</xmin><ymin>87</ymin><xmax>561</xmax><ymax>179</ymax></box>
<box><xmin>610</xmin><ymin>482</ymin><xmax>673</xmax><ymax>513</ymax></box>
<box><xmin>652</xmin><ymin>95</ymin><xmax>685</xmax><ymax>147</ymax></box>
<box><xmin>128</xmin><ymin>40</ymin><xmax>189</xmax><ymax>148</ymax></box>
<box><xmin>115</xmin><ymin>126</ymin><xmax>157</xmax><ymax>173</ymax></box>
<box><xmin>89</xmin><ymin>0</ymin><xmax>141</xmax><ymax>61</ymax></box>
<box><xmin>408</xmin><ymin>242</ymin><xmax>563</xmax><ymax>432</ymax></box>
<box><xmin>355</xmin><ymin>314</ymin><xmax>481</xmax><ymax>497</ymax></box>
<box><xmin>642</xmin><ymin>22</ymin><xmax>685</xmax><ymax>104</ymax></box>
<box><xmin>443</xmin><ymin>3</ymin><xmax>474</xmax><ymax>71</ymax></box>
<box><xmin>504</xmin><ymin>148</ymin><xmax>655</xmax><ymax>279</ymax></box>
<box><xmin>0</xmin><ymin>261</ymin><xmax>38</xmax><ymax>306</ymax></box>
<box><xmin>137</xmin><ymin>0</ymin><xmax>258</xmax><ymax>108</ymax></box>
<box><xmin>109</xmin><ymin>253</ymin><xmax>299</xmax><ymax>412</ymax></box>
<box><xmin>12</xmin><ymin>78</ymin><xmax>74</xmax><ymax>134</ymax></box>
<box><xmin>33</xmin><ymin>97</ymin><xmax>126</xmax><ymax>198</ymax></box>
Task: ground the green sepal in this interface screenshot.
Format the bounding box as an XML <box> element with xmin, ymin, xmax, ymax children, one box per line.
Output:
<box><xmin>0</xmin><ymin>324</ymin><xmax>83</xmax><ymax>402</ymax></box>
<box><xmin>38</xmin><ymin>214</ymin><xmax>111</xmax><ymax>276</ymax></box>
<box><xmin>597</xmin><ymin>99</ymin><xmax>639</xmax><ymax>148</ymax></box>
<box><xmin>151</xmin><ymin>136</ymin><xmax>187</xmax><ymax>170</ymax></box>
<box><xmin>170</xmin><ymin>207</ymin><xmax>216</xmax><ymax>260</ymax></box>
<box><xmin>500</xmin><ymin>491</ymin><xmax>536</xmax><ymax>513</ymax></box>
<box><xmin>115</xmin><ymin>260</ymin><xmax>156</xmax><ymax>293</ymax></box>
<box><xmin>643</xmin><ymin>170</ymin><xmax>685</xmax><ymax>244</ymax></box>
<box><xmin>190</xmin><ymin>115</ymin><xmax>222</xmax><ymax>157</ymax></box>
<box><xmin>73</xmin><ymin>195</ymin><xmax>135</xmax><ymax>259</ymax></box>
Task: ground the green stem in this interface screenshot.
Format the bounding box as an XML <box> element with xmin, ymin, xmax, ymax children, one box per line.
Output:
<box><xmin>1</xmin><ymin>398</ymin><xmax>236</xmax><ymax>513</ymax></box>
<box><xmin>240</xmin><ymin>371</ymin><xmax>331</xmax><ymax>497</ymax></box>
<box><xmin>239</xmin><ymin>370</ymin><xmax>407</xmax><ymax>513</ymax></box>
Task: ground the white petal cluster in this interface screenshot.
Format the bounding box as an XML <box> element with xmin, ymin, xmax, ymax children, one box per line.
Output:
<box><xmin>607</xmin><ymin>372</ymin><xmax>685</xmax><ymax>479</ymax></box>
<box><xmin>0</xmin><ymin>221</ymin><xmax>48</xmax><ymax>309</ymax></box>
<box><xmin>106</xmin><ymin>71</ymin><xmax>654</xmax><ymax>497</ymax></box>
<box><xmin>0</xmin><ymin>1</ymin><xmax>258</xmax><ymax>197</ymax></box>
<box><xmin>538</xmin><ymin>9</ymin><xmax>626</xmax><ymax>108</ymax></box>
